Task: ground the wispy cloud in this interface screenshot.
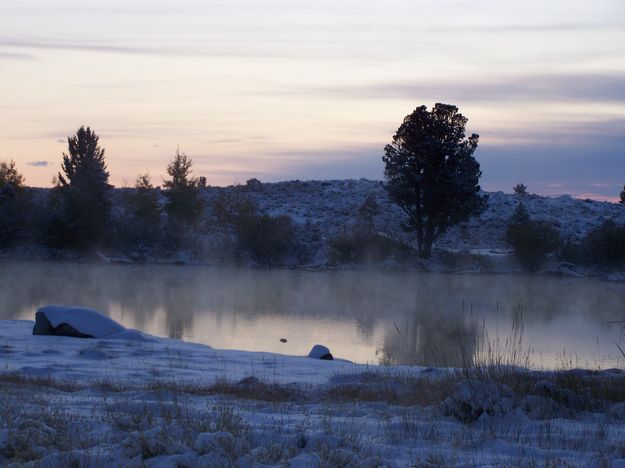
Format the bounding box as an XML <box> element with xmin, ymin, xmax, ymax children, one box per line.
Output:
<box><xmin>484</xmin><ymin>118</ymin><xmax>625</xmax><ymax>146</ymax></box>
<box><xmin>0</xmin><ymin>37</ymin><xmax>170</xmax><ymax>56</ymax></box>
<box><xmin>0</xmin><ymin>51</ymin><xmax>35</xmax><ymax>60</ymax></box>
<box><xmin>26</xmin><ymin>160</ymin><xmax>49</xmax><ymax>167</ymax></box>
<box><xmin>280</xmin><ymin>73</ymin><xmax>625</xmax><ymax>104</ymax></box>
<box><xmin>454</xmin><ymin>21</ymin><xmax>625</xmax><ymax>33</ymax></box>
<box><xmin>0</xmin><ymin>36</ymin><xmax>350</xmax><ymax>59</ymax></box>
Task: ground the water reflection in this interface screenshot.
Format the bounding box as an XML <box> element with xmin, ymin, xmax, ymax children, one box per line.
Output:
<box><xmin>378</xmin><ymin>309</ymin><xmax>479</xmax><ymax>367</ymax></box>
<box><xmin>1</xmin><ymin>260</ymin><xmax>624</xmax><ymax>369</ymax></box>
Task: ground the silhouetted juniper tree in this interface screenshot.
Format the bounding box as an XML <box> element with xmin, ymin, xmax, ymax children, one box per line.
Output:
<box><xmin>513</xmin><ymin>183</ymin><xmax>527</xmax><ymax>195</ymax></box>
<box><xmin>0</xmin><ymin>159</ymin><xmax>28</xmax><ymax>247</ymax></box>
<box><xmin>54</xmin><ymin>126</ymin><xmax>111</xmax><ymax>248</ymax></box>
<box><xmin>163</xmin><ymin>150</ymin><xmax>203</xmax><ymax>224</ymax></box>
<box><xmin>382</xmin><ymin>103</ymin><xmax>487</xmax><ymax>257</ymax></box>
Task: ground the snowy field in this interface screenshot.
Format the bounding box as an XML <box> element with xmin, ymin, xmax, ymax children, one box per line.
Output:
<box><xmin>2</xmin><ymin>319</ymin><xmax>625</xmax><ymax>467</ymax></box>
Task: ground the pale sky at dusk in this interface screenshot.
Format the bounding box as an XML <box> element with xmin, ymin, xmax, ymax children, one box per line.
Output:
<box><xmin>1</xmin><ymin>1</ymin><xmax>624</xmax><ymax>200</ymax></box>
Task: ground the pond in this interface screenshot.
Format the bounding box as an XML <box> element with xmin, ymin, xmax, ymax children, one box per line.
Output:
<box><xmin>1</xmin><ymin>260</ymin><xmax>624</xmax><ymax>369</ymax></box>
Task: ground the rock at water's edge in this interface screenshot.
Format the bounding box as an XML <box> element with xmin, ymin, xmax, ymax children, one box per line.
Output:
<box><xmin>308</xmin><ymin>344</ymin><xmax>333</xmax><ymax>360</ymax></box>
<box><xmin>33</xmin><ymin>305</ymin><xmax>126</xmax><ymax>339</ymax></box>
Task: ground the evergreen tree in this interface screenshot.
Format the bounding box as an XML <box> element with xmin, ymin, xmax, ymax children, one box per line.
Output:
<box><xmin>54</xmin><ymin>126</ymin><xmax>111</xmax><ymax>248</ymax></box>
<box><xmin>584</xmin><ymin>220</ymin><xmax>625</xmax><ymax>266</ymax></box>
<box><xmin>383</xmin><ymin>103</ymin><xmax>487</xmax><ymax>257</ymax></box>
<box><xmin>620</xmin><ymin>185</ymin><xmax>625</xmax><ymax>204</ymax></box>
<box><xmin>513</xmin><ymin>183</ymin><xmax>527</xmax><ymax>195</ymax></box>
<box><xmin>117</xmin><ymin>173</ymin><xmax>162</xmax><ymax>251</ymax></box>
<box><xmin>509</xmin><ymin>201</ymin><xmax>530</xmax><ymax>225</ymax></box>
<box><xmin>131</xmin><ymin>173</ymin><xmax>161</xmax><ymax>226</ymax></box>
<box><xmin>0</xmin><ymin>159</ymin><xmax>25</xmax><ymax>192</ymax></box>
<box><xmin>505</xmin><ymin>202</ymin><xmax>560</xmax><ymax>272</ymax></box>
<box><xmin>163</xmin><ymin>150</ymin><xmax>203</xmax><ymax>224</ymax></box>
<box><xmin>0</xmin><ymin>159</ymin><xmax>28</xmax><ymax>247</ymax></box>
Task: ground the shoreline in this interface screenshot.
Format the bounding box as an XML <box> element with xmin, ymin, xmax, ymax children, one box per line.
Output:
<box><xmin>3</xmin><ymin>251</ymin><xmax>625</xmax><ymax>284</ymax></box>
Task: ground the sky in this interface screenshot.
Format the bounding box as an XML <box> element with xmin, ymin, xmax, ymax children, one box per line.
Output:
<box><xmin>0</xmin><ymin>1</ymin><xmax>624</xmax><ymax>200</ymax></box>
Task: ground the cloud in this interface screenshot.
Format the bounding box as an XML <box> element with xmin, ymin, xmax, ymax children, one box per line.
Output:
<box><xmin>0</xmin><ymin>37</ymin><xmax>169</xmax><ymax>56</ymax></box>
<box><xmin>0</xmin><ymin>51</ymin><xmax>35</xmax><ymax>60</ymax></box>
<box><xmin>0</xmin><ymin>36</ymin><xmax>345</xmax><ymax>59</ymax></box>
<box><xmin>26</xmin><ymin>161</ymin><xmax>49</xmax><ymax>167</ymax></box>
<box><xmin>454</xmin><ymin>21</ymin><xmax>625</xmax><ymax>34</ymax></box>
<box><xmin>570</xmin><ymin>193</ymin><xmax>619</xmax><ymax>203</ymax></box>
<box><xmin>279</xmin><ymin>73</ymin><xmax>625</xmax><ymax>104</ymax></box>
<box><xmin>483</xmin><ymin>118</ymin><xmax>625</xmax><ymax>146</ymax></box>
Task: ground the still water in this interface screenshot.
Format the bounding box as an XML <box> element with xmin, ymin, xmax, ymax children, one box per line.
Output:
<box><xmin>1</xmin><ymin>260</ymin><xmax>624</xmax><ymax>369</ymax></box>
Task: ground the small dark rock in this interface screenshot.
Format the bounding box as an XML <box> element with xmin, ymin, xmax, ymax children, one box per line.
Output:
<box><xmin>238</xmin><ymin>376</ymin><xmax>261</xmax><ymax>386</ymax></box>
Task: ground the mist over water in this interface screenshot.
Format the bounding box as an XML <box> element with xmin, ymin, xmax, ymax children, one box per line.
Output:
<box><xmin>1</xmin><ymin>260</ymin><xmax>624</xmax><ymax>369</ymax></box>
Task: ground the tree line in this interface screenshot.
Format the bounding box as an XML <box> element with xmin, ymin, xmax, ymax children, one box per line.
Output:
<box><xmin>1</xmin><ymin>105</ymin><xmax>625</xmax><ymax>270</ymax></box>
<box><xmin>0</xmin><ymin>126</ymin><xmax>296</xmax><ymax>264</ymax></box>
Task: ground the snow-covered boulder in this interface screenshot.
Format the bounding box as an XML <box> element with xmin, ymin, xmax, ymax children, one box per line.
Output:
<box><xmin>308</xmin><ymin>344</ymin><xmax>333</xmax><ymax>360</ymax></box>
<box><xmin>33</xmin><ymin>305</ymin><xmax>126</xmax><ymax>339</ymax></box>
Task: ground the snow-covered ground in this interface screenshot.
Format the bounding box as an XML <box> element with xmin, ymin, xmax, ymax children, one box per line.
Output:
<box><xmin>2</xmin><ymin>319</ymin><xmax>625</xmax><ymax>467</ymax></box>
<box><xmin>213</xmin><ymin>179</ymin><xmax>625</xmax><ymax>253</ymax></box>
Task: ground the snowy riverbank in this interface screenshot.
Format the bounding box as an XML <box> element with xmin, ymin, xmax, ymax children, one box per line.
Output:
<box><xmin>2</xmin><ymin>320</ymin><xmax>625</xmax><ymax>466</ymax></box>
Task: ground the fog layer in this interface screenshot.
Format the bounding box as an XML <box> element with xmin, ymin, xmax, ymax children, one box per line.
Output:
<box><xmin>2</xmin><ymin>261</ymin><xmax>624</xmax><ymax>368</ymax></box>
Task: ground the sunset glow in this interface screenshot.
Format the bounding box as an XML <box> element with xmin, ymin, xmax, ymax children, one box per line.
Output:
<box><xmin>1</xmin><ymin>0</ymin><xmax>624</xmax><ymax>198</ymax></box>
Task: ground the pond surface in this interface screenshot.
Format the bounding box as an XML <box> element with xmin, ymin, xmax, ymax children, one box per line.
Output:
<box><xmin>1</xmin><ymin>260</ymin><xmax>625</xmax><ymax>369</ymax></box>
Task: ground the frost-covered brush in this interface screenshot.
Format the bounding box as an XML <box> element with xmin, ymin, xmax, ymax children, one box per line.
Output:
<box><xmin>456</xmin><ymin>301</ymin><xmax>532</xmax><ymax>385</ymax></box>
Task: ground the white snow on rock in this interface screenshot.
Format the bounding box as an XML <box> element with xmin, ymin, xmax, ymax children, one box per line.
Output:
<box><xmin>308</xmin><ymin>344</ymin><xmax>332</xmax><ymax>359</ymax></box>
<box><xmin>37</xmin><ymin>305</ymin><xmax>126</xmax><ymax>338</ymax></box>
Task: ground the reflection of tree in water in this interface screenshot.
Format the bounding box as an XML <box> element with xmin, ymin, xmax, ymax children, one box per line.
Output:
<box><xmin>378</xmin><ymin>306</ymin><xmax>479</xmax><ymax>367</ymax></box>
<box><xmin>161</xmin><ymin>269</ymin><xmax>202</xmax><ymax>339</ymax></box>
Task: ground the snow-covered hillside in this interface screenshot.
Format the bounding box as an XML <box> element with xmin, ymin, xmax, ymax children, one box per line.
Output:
<box><xmin>17</xmin><ymin>180</ymin><xmax>625</xmax><ymax>268</ymax></box>
<box><xmin>208</xmin><ymin>179</ymin><xmax>625</xmax><ymax>253</ymax></box>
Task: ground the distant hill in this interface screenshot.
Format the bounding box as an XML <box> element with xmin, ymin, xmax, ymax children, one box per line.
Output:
<box><xmin>214</xmin><ymin>179</ymin><xmax>625</xmax><ymax>253</ymax></box>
